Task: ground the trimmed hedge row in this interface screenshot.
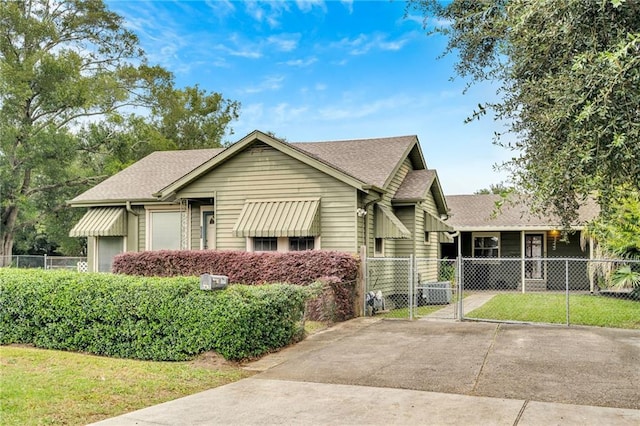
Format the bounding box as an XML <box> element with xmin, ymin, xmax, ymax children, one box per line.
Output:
<box><xmin>112</xmin><ymin>250</ymin><xmax>360</xmax><ymax>321</ymax></box>
<box><xmin>0</xmin><ymin>269</ymin><xmax>316</xmax><ymax>361</ymax></box>
<box><xmin>112</xmin><ymin>250</ymin><xmax>359</xmax><ymax>284</ymax></box>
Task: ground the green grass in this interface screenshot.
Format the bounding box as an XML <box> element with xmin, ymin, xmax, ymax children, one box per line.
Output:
<box><xmin>466</xmin><ymin>293</ymin><xmax>640</xmax><ymax>329</ymax></box>
<box><xmin>379</xmin><ymin>304</ymin><xmax>447</xmax><ymax>319</ymax></box>
<box><xmin>0</xmin><ymin>346</ymin><xmax>253</xmax><ymax>426</ymax></box>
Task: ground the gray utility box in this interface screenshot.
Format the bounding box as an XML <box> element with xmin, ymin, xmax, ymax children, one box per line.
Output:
<box><xmin>416</xmin><ymin>281</ymin><xmax>452</xmax><ymax>305</ymax></box>
<box><xmin>200</xmin><ymin>274</ymin><xmax>229</xmax><ymax>291</ymax></box>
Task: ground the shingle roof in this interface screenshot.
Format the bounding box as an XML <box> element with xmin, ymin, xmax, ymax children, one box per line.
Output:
<box><xmin>392</xmin><ymin>169</ymin><xmax>437</xmax><ymax>201</ymax></box>
<box><xmin>70</xmin><ymin>133</ymin><xmax>422</xmax><ymax>204</ymax></box>
<box><xmin>70</xmin><ymin>148</ymin><xmax>223</xmax><ymax>204</ymax></box>
<box><xmin>445</xmin><ymin>194</ymin><xmax>599</xmax><ymax>230</ymax></box>
<box><xmin>291</xmin><ymin>135</ymin><xmax>418</xmax><ymax>189</ymax></box>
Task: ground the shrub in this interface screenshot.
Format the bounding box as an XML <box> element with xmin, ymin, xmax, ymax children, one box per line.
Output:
<box><xmin>112</xmin><ymin>250</ymin><xmax>360</xmax><ymax>321</ymax></box>
<box><xmin>306</xmin><ymin>276</ymin><xmax>357</xmax><ymax>322</ymax></box>
<box><xmin>0</xmin><ymin>269</ymin><xmax>314</xmax><ymax>361</ymax></box>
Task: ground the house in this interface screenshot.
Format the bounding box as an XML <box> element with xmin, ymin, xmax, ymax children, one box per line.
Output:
<box><xmin>69</xmin><ymin>130</ymin><xmax>451</xmax><ymax>272</ymax></box>
<box><xmin>442</xmin><ymin>194</ymin><xmax>600</xmax><ymax>291</ymax></box>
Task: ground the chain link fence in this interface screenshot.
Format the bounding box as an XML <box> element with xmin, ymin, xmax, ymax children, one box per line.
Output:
<box><xmin>365</xmin><ymin>256</ymin><xmax>638</xmax><ymax>325</ymax></box>
<box><xmin>0</xmin><ymin>255</ymin><xmax>87</xmax><ymax>271</ymax></box>
<box><xmin>460</xmin><ymin>257</ymin><xmax>640</xmax><ymax>325</ymax></box>
<box><xmin>365</xmin><ymin>257</ymin><xmax>459</xmax><ymax>320</ymax></box>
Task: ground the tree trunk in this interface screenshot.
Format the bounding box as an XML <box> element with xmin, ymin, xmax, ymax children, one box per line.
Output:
<box><xmin>1</xmin><ymin>204</ymin><xmax>18</xmax><ymax>267</ymax></box>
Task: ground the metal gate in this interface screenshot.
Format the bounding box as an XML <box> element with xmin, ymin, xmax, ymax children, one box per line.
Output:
<box><xmin>365</xmin><ymin>256</ymin><xmax>460</xmax><ymax>320</ymax></box>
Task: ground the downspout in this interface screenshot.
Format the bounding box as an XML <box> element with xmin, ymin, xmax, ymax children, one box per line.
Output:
<box><xmin>126</xmin><ymin>201</ymin><xmax>139</xmax><ymax>252</ymax></box>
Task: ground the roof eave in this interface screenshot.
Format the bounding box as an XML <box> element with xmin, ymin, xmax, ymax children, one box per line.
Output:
<box><xmin>381</xmin><ymin>136</ymin><xmax>425</xmax><ymax>190</ymax></box>
<box><xmin>450</xmin><ymin>225</ymin><xmax>585</xmax><ymax>232</ymax></box>
<box><xmin>155</xmin><ymin>130</ymin><xmax>369</xmax><ymax>198</ymax></box>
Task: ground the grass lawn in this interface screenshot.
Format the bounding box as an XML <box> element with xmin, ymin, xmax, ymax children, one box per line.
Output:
<box><xmin>379</xmin><ymin>304</ymin><xmax>447</xmax><ymax>319</ymax></box>
<box><xmin>0</xmin><ymin>321</ymin><xmax>329</xmax><ymax>425</ymax></box>
<box><xmin>0</xmin><ymin>345</ymin><xmax>253</xmax><ymax>426</ymax></box>
<box><xmin>466</xmin><ymin>293</ymin><xmax>640</xmax><ymax>329</ymax></box>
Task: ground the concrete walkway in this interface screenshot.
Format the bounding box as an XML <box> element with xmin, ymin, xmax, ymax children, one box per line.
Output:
<box><xmin>91</xmin><ymin>318</ymin><xmax>640</xmax><ymax>425</ymax></box>
<box><xmin>90</xmin><ymin>378</ymin><xmax>640</xmax><ymax>425</ymax></box>
<box><xmin>420</xmin><ymin>292</ymin><xmax>497</xmax><ymax>320</ymax></box>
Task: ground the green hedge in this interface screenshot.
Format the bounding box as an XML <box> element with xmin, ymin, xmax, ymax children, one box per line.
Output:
<box><xmin>0</xmin><ymin>269</ymin><xmax>316</xmax><ymax>361</ymax></box>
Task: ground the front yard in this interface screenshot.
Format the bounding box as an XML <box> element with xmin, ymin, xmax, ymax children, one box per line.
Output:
<box><xmin>465</xmin><ymin>293</ymin><xmax>640</xmax><ymax>329</ymax></box>
<box><xmin>0</xmin><ymin>346</ymin><xmax>252</xmax><ymax>426</ymax></box>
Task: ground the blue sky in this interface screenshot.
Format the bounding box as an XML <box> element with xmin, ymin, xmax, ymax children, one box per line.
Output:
<box><xmin>106</xmin><ymin>0</ymin><xmax>512</xmax><ymax>194</ymax></box>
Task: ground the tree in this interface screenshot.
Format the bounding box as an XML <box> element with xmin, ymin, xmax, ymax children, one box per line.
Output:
<box><xmin>474</xmin><ymin>181</ymin><xmax>512</xmax><ymax>195</ymax></box>
<box><xmin>408</xmin><ymin>0</ymin><xmax>640</xmax><ymax>227</ymax></box>
<box><xmin>0</xmin><ymin>0</ymin><xmax>239</xmax><ymax>262</ymax></box>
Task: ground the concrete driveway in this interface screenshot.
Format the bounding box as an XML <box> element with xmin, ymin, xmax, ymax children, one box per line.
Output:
<box><xmin>93</xmin><ymin>318</ymin><xmax>640</xmax><ymax>425</ymax></box>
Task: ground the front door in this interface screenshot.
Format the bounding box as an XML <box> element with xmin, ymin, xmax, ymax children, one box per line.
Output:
<box><xmin>524</xmin><ymin>234</ymin><xmax>544</xmax><ymax>279</ymax></box>
<box><xmin>202</xmin><ymin>210</ymin><xmax>215</xmax><ymax>250</ymax></box>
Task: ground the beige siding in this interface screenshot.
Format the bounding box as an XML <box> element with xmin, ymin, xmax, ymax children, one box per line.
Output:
<box><xmin>358</xmin><ymin>193</ymin><xmax>380</xmax><ymax>256</ymax></box>
<box><xmin>190</xmin><ymin>206</ymin><xmax>200</xmax><ymax>249</ymax></box>
<box><xmin>395</xmin><ymin>206</ymin><xmax>415</xmax><ymax>257</ymax></box>
<box><xmin>177</xmin><ymin>145</ymin><xmax>358</xmax><ymax>252</ymax></box>
<box><xmin>379</xmin><ymin>158</ymin><xmax>412</xmax><ymax>257</ymax></box>
<box><xmin>415</xmin><ymin>189</ymin><xmax>442</xmax><ymax>281</ymax></box>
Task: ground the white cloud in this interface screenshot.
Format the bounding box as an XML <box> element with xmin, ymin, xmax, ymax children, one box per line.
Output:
<box><xmin>241</xmin><ymin>75</ymin><xmax>286</xmax><ymax>94</ymax></box>
<box><xmin>318</xmin><ymin>94</ymin><xmax>414</xmax><ymax>121</ymax></box>
<box><xmin>204</xmin><ymin>0</ymin><xmax>235</xmax><ymax>16</ymax></box>
<box><xmin>315</xmin><ymin>83</ymin><xmax>327</xmax><ymax>91</ymax></box>
<box><xmin>295</xmin><ymin>0</ymin><xmax>327</xmax><ymax>13</ymax></box>
<box><xmin>267</xmin><ymin>34</ymin><xmax>301</xmax><ymax>52</ymax></box>
<box><xmin>332</xmin><ymin>33</ymin><xmax>411</xmax><ymax>56</ymax></box>
<box><xmin>243</xmin><ymin>1</ymin><xmax>291</xmax><ymax>28</ymax></box>
<box><xmin>341</xmin><ymin>0</ymin><xmax>353</xmax><ymax>14</ymax></box>
<box><xmin>284</xmin><ymin>57</ymin><xmax>317</xmax><ymax>67</ymax></box>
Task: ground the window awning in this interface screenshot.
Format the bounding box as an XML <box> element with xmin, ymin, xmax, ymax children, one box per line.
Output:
<box><xmin>376</xmin><ymin>205</ymin><xmax>411</xmax><ymax>239</ymax></box>
<box><xmin>233</xmin><ymin>199</ymin><xmax>321</xmax><ymax>238</ymax></box>
<box><xmin>69</xmin><ymin>207</ymin><xmax>127</xmax><ymax>237</ymax></box>
<box><xmin>425</xmin><ymin>211</ymin><xmax>454</xmax><ymax>232</ymax></box>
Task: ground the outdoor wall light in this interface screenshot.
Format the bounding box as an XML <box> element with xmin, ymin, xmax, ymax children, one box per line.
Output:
<box><xmin>356</xmin><ymin>208</ymin><xmax>367</xmax><ymax>217</ymax></box>
<box><xmin>549</xmin><ymin>229</ymin><xmax>560</xmax><ymax>250</ymax></box>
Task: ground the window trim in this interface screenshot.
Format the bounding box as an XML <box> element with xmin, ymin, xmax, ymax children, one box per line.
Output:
<box><xmin>471</xmin><ymin>232</ymin><xmax>500</xmax><ymax>258</ymax></box>
<box><xmin>374</xmin><ymin>237</ymin><xmax>384</xmax><ymax>257</ymax></box>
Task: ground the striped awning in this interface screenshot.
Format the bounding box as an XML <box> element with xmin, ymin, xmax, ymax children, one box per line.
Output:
<box><xmin>425</xmin><ymin>211</ymin><xmax>453</xmax><ymax>232</ymax></box>
<box><xmin>376</xmin><ymin>205</ymin><xmax>411</xmax><ymax>239</ymax></box>
<box><xmin>233</xmin><ymin>199</ymin><xmax>321</xmax><ymax>238</ymax></box>
<box><xmin>69</xmin><ymin>207</ymin><xmax>127</xmax><ymax>237</ymax></box>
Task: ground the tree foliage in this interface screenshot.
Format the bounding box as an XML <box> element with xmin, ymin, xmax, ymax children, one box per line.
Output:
<box><xmin>0</xmin><ymin>0</ymin><xmax>238</xmax><ymax>259</ymax></box>
<box><xmin>409</xmin><ymin>0</ymin><xmax>640</xmax><ymax>227</ymax></box>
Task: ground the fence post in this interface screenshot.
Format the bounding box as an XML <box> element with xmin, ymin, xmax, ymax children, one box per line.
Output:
<box><xmin>565</xmin><ymin>259</ymin><xmax>570</xmax><ymax>326</ymax></box>
<box><xmin>358</xmin><ymin>245</ymin><xmax>367</xmax><ymax>317</ymax></box>
<box><xmin>409</xmin><ymin>255</ymin><xmax>414</xmax><ymax>320</ymax></box>
<box><xmin>457</xmin><ymin>257</ymin><xmax>463</xmax><ymax>320</ymax></box>
<box><xmin>44</xmin><ymin>253</ymin><xmax>48</xmax><ymax>269</ymax></box>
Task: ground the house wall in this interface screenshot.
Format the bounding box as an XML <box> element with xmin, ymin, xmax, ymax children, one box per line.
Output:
<box><xmin>176</xmin><ymin>143</ymin><xmax>358</xmax><ymax>253</ymax></box>
<box><xmin>379</xmin><ymin>158</ymin><xmax>412</xmax><ymax>257</ymax></box>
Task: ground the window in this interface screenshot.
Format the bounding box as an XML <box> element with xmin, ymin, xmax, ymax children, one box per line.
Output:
<box><xmin>424</xmin><ymin>212</ymin><xmax>430</xmax><ymax>243</ymax></box>
<box><xmin>289</xmin><ymin>237</ymin><xmax>315</xmax><ymax>251</ymax></box>
<box><xmin>149</xmin><ymin>210</ymin><xmax>181</xmax><ymax>250</ymax></box>
<box><xmin>472</xmin><ymin>233</ymin><xmax>500</xmax><ymax>258</ymax></box>
<box><xmin>374</xmin><ymin>238</ymin><xmax>384</xmax><ymax>256</ymax></box>
<box><xmin>254</xmin><ymin>237</ymin><xmax>277</xmax><ymax>251</ymax></box>
<box><xmin>97</xmin><ymin>236</ymin><xmax>124</xmax><ymax>272</ymax></box>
